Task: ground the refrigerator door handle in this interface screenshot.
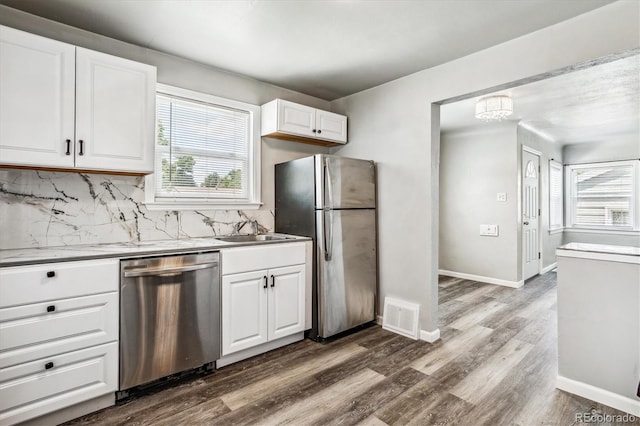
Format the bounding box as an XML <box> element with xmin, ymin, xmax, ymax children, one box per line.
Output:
<box><xmin>324</xmin><ymin>157</ymin><xmax>333</xmax><ymax>209</ymax></box>
<box><xmin>324</xmin><ymin>210</ymin><xmax>333</xmax><ymax>261</ymax></box>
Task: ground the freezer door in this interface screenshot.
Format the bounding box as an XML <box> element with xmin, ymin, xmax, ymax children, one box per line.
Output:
<box><xmin>315</xmin><ymin>155</ymin><xmax>376</xmax><ymax>209</ymax></box>
<box><xmin>316</xmin><ymin>209</ymin><xmax>376</xmax><ymax>338</ymax></box>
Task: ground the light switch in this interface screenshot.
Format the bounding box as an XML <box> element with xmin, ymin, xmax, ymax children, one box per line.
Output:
<box><xmin>497</xmin><ymin>193</ymin><xmax>507</xmax><ymax>202</ymax></box>
<box><xmin>480</xmin><ymin>224</ymin><xmax>499</xmax><ymax>236</ymax></box>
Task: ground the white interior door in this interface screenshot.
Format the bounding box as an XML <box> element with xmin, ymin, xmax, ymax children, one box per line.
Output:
<box><xmin>522</xmin><ymin>149</ymin><xmax>540</xmax><ymax>280</ymax></box>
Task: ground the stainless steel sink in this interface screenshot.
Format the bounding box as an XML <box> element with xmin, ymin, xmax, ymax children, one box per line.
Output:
<box><xmin>214</xmin><ymin>234</ymin><xmax>294</xmax><ymax>243</ymax></box>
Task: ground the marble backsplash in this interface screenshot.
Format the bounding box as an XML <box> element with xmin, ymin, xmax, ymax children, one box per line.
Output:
<box><xmin>0</xmin><ymin>169</ymin><xmax>274</xmax><ymax>250</ymax></box>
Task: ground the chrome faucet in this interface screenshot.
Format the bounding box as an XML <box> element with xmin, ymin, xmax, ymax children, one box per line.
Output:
<box><xmin>250</xmin><ymin>220</ymin><xmax>259</xmax><ymax>235</ymax></box>
<box><xmin>232</xmin><ymin>219</ymin><xmax>259</xmax><ymax>235</ymax></box>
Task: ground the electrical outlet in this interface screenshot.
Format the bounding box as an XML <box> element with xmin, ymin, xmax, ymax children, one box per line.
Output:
<box><xmin>496</xmin><ymin>193</ymin><xmax>507</xmax><ymax>202</ymax></box>
<box><xmin>480</xmin><ymin>224</ymin><xmax>499</xmax><ymax>236</ymax></box>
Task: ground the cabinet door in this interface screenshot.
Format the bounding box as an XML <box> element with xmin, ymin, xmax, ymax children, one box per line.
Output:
<box><xmin>222</xmin><ymin>270</ymin><xmax>269</xmax><ymax>355</ymax></box>
<box><xmin>0</xmin><ymin>25</ymin><xmax>75</xmax><ymax>168</ymax></box>
<box><xmin>0</xmin><ymin>292</ymin><xmax>118</xmax><ymax>369</ymax></box>
<box><xmin>75</xmin><ymin>47</ymin><xmax>156</xmax><ymax>173</ymax></box>
<box><xmin>316</xmin><ymin>110</ymin><xmax>347</xmax><ymax>143</ymax></box>
<box><xmin>268</xmin><ymin>264</ymin><xmax>305</xmax><ymax>341</ymax></box>
<box><xmin>277</xmin><ymin>99</ymin><xmax>316</xmax><ymax>138</ymax></box>
<box><xmin>0</xmin><ymin>342</ymin><xmax>117</xmax><ymax>425</ymax></box>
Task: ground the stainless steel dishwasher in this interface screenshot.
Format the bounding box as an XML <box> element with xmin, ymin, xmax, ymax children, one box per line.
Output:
<box><xmin>119</xmin><ymin>252</ymin><xmax>220</xmax><ymax>391</ymax></box>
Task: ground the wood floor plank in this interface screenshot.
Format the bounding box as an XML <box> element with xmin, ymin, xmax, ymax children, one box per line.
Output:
<box><xmin>449</xmin><ymin>338</ymin><xmax>534</xmax><ymax>404</ymax></box>
<box><xmin>405</xmin><ymin>392</ymin><xmax>475</xmax><ymax>426</ymax></box>
<box><xmin>258</xmin><ymin>368</ymin><xmax>385</xmax><ymax>425</ymax></box>
<box><xmin>410</xmin><ymin>325</ymin><xmax>493</xmax><ymax>375</ymax></box>
<box><xmin>447</xmin><ymin>298</ymin><xmax>506</xmax><ymax>330</ymax></box>
<box><xmin>219</xmin><ymin>342</ymin><xmax>367</xmax><ymax>410</ymax></box>
<box><xmin>453</xmin><ymin>282</ymin><xmax>498</xmax><ymax>302</ymax></box>
<box><xmin>311</xmin><ymin>367</ymin><xmax>428</xmax><ymax>426</ymax></box>
<box><xmin>356</xmin><ymin>415</ymin><xmax>389</xmax><ymax>426</ymax></box>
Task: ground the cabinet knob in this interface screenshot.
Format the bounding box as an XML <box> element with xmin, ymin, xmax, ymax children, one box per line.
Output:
<box><xmin>46</xmin><ymin>271</ymin><xmax>55</xmax><ymax>278</ymax></box>
<box><xmin>317</xmin><ymin>130</ymin><xmax>322</xmax><ymax>134</ymax></box>
<box><xmin>312</xmin><ymin>129</ymin><xmax>317</xmax><ymax>133</ymax></box>
<box><xmin>45</xmin><ymin>362</ymin><xmax>54</xmax><ymax>370</ymax></box>
<box><xmin>270</xmin><ymin>275</ymin><xmax>275</xmax><ymax>287</ymax></box>
<box><xmin>65</xmin><ymin>139</ymin><xmax>71</xmax><ymax>155</ymax></box>
<box><xmin>46</xmin><ymin>305</ymin><xmax>56</xmax><ymax>313</ymax></box>
<box><xmin>263</xmin><ymin>276</ymin><xmax>268</xmax><ymax>289</ymax></box>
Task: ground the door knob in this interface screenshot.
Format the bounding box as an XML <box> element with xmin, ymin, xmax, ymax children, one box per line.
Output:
<box><xmin>523</xmin><ymin>221</ymin><xmax>529</xmax><ymax>225</ymax></box>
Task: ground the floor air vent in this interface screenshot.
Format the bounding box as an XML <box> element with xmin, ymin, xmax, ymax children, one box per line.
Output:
<box><xmin>382</xmin><ymin>297</ymin><xmax>420</xmax><ymax>340</ymax></box>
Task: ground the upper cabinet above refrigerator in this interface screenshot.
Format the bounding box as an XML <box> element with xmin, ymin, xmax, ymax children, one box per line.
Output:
<box><xmin>261</xmin><ymin>99</ymin><xmax>347</xmax><ymax>146</ymax></box>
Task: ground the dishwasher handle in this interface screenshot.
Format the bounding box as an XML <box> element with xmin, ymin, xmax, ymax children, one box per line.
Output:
<box><xmin>123</xmin><ymin>262</ymin><xmax>218</xmax><ymax>278</ymax></box>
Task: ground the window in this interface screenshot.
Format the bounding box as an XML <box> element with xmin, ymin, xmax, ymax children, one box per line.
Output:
<box><xmin>145</xmin><ymin>84</ymin><xmax>261</xmax><ymax>209</ymax></box>
<box><xmin>549</xmin><ymin>160</ymin><xmax>563</xmax><ymax>232</ymax></box>
<box><xmin>565</xmin><ymin>160</ymin><xmax>640</xmax><ymax>230</ymax></box>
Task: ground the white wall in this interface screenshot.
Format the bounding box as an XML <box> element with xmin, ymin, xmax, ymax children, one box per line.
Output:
<box><xmin>0</xmin><ymin>5</ymin><xmax>330</xmax><ymax>213</ymax></box>
<box><xmin>518</xmin><ymin>126</ymin><xmax>564</xmax><ymax>269</ymax></box>
<box><xmin>562</xmin><ymin>135</ymin><xmax>640</xmax><ymax>247</ymax></box>
<box><xmin>331</xmin><ymin>1</ymin><xmax>640</xmax><ymax>334</ymax></box>
<box><xmin>439</xmin><ymin>123</ymin><xmax>519</xmax><ymax>283</ymax></box>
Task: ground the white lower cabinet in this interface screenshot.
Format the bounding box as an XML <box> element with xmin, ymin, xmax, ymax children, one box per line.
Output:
<box><xmin>0</xmin><ymin>259</ymin><xmax>119</xmax><ymax>425</ymax></box>
<box><xmin>0</xmin><ymin>342</ymin><xmax>118</xmax><ymax>425</ymax></box>
<box><xmin>221</xmin><ymin>243</ymin><xmax>307</xmax><ymax>356</ymax></box>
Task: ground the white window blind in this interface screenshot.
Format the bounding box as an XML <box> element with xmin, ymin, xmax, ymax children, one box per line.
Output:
<box><xmin>549</xmin><ymin>161</ymin><xmax>563</xmax><ymax>230</ymax></box>
<box><xmin>148</xmin><ymin>85</ymin><xmax>261</xmax><ymax>209</ymax></box>
<box><xmin>567</xmin><ymin>161</ymin><xmax>638</xmax><ymax>229</ymax></box>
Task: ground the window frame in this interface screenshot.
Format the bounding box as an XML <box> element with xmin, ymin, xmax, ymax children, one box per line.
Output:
<box><xmin>549</xmin><ymin>160</ymin><xmax>564</xmax><ymax>233</ymax></box>
<box><xmin>564</xmin><ymin>159</ymin><xmax>640</xmax><ymax>232</ymax></box>
<box><xmin>145</xmin><ymin>84</ymin><xmax>262</xmax><ymax>210</ymax></box>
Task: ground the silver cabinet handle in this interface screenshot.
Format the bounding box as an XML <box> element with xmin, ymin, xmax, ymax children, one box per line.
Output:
<box><xmin>123</xmin><ymin>262</ymin><xmax>218</xmax><ymax>278</ymax></box>
<box><xmin>524</xmin><ymin>221</ymin><xmax>530</xmax><ymax>225</ymax></box>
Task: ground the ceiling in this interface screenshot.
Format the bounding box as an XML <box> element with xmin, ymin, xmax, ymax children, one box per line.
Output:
<box><xmin>0</xmin><ymin>0</ymin><xmax>613</xmax><ymax>101</ymax></box>
<box><xmin>440</xmin><ymin>54</ymin><xmax>640</xmax><ymax>145</ymax></box>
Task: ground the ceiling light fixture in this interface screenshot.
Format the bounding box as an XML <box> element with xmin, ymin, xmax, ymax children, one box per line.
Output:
<box><xmin>475</xmin><ymin>95</ymin><xmax>513</xmax><ymax>121</ymax></box>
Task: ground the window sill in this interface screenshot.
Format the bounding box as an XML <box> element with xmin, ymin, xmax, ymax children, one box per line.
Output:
<box><xmin>549</xmin><ymin>227</ymin><xmax>564</xmax><ymax>235</ymax></box>
<box><xmin>564</xmin><ymin>227</ymin><xmax>639</xmax><ymax>236</ymax></box>
<box><xmin>144</xmin><ymin>201</ymin><xmax>263</xmax><ymax>211</ymax></box>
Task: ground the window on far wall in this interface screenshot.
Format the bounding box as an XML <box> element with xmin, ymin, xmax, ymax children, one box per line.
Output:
<box><xmin>145</xmin><ymin>84</ymin><xmax>261</xmax><ymax>210</ymax></box>
<box><xmin>549</xmin><ymin>160</ymin><xmax>563</xmax><ymax>231</ymax></box>
<box><xmin>565</xmin><ymin>160</ymin><xmax>640</xmax><ymax>231</ymax></box>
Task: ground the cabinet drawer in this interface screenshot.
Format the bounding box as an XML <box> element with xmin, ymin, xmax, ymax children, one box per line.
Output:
<box><xmin>222</xmin><ymin>242</ymin><xmax>306</xmax><ymax>275</ymax></box>
<box><xmin>0</xmin><ymin>341</ymin><xmax>118</xmax><ymax>425</ymax></box>
<box><xmin>0</xmin><ymin>259</ymin><xmax>118</xmax><ymax>308</ymax></box>
<box><xmin>0</xmin><ymin>292</ymin><xmax>118</xmax><ymax>369</ymax></box>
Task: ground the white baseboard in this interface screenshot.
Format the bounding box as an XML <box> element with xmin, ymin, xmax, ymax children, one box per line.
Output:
<box><xmin>541</xmin><ymin>262</ymin><xmax>558</xmax><ymax>274</ymax></box>
<box><xmin>556</xmin><ymin>375</ymin><xmax>640</xmax><ymax>417</ymax></box>
<box><xmin>420</xmin><ymin>328</ymin><xmax>441</xmax><ymax>343</ymax></box>
<box><xmin>439</xmin><ymin>270</ymin><xmax>524</xmax><ymax>288</ymax></box>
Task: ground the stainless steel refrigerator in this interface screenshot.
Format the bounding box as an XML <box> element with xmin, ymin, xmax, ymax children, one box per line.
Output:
<box><xmin>275</xmin><ymin>154</ymin><xmax>377</xmax><ymax>340</ymax></box>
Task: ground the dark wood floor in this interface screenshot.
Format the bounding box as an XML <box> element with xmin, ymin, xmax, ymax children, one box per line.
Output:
<box><xmin>66</xmin><ymin>272</ymin><xmax>638</xmax><ymax>425</ymax></box>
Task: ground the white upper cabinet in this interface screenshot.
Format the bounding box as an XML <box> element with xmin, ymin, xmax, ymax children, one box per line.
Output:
<box><xmin>277</xmin><ymin>100</ymin><xmax>316</xmax><ymax>138</ymax></box>
<box><xmin>75</xmin><ymin>48</ymin><xmax>155</xmax><ymax>173</ymax></box>
<box><xmin>0</xmin><ymin>25</ymin><xmax>156</xmax><ymax>174</ymax></box>
<box><xmin>0</xmin><ymin>25</ymin><xmax>76</xmax><ymax>168</ymax></box>
<box><xmin>316</xmin><ymin>109</ymin><xmax>348</xmax><ymax>143</ymax></box>
<box><xmin>261</xmin><ymin>99</ymin><xmax>347</xmax><ymax>146</ymax></box>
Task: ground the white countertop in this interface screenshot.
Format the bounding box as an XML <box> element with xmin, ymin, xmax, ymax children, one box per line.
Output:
<box><xmin>557</xmin><ymin>242</ymin><xmax>640</xmax><ymax>265</ymax></box>
<box><xmin>0</xmin><ymin>234</ymin><xmax>310</xmax><ymax>267</ymax></box>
